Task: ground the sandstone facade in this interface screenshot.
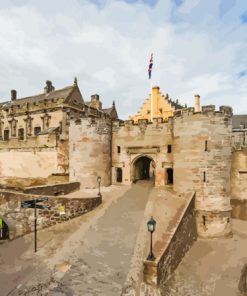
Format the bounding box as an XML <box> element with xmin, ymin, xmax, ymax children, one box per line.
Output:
<box><xmin>0</xmin><ymin>82</ymin><xmax>246</xmax><ymax>239</ymax></box>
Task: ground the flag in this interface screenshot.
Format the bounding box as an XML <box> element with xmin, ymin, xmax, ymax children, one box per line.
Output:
<box><xmin>148</xmin><ymin>53</ymin><xmax>153</xmax><ymax>79</ymax></box>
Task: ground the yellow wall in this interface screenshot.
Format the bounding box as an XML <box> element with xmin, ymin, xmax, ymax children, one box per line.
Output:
<box><xmin>129</xmin><ymin>86</ymin><xmax>177</xmax><ymax>122</ymax></box>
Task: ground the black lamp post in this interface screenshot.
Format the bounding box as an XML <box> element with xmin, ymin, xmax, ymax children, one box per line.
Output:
<box><xmin>97</xmin><ymin>176</ymin><xmax>101</xmax><ymax>196</ymax></box>
<box><xmin>147</xmin><ymin>216</ymin><xmax>156</xmax><ymax>261</ymax></box>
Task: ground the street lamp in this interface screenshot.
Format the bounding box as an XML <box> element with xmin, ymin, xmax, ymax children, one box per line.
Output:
<box><xmin>147</xmin><ymin>216</ymin><xmax>156</xmax><ymax>261</ymax></box>
<box><xmin>97</xmin><ymin>176</ymin><xmax>102</xmax><ymax>196</ymax></box>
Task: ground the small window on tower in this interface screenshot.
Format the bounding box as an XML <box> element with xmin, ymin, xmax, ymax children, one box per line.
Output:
<box><xmin>167</xmin><ymin>145</ymin><xmax>172</xmax><ymax>153</ymax></box>
<box><xmin>117</xmin><ymin>146</ymin><xmax>121</xmax><ymax>154</ymax></box>
<box><xmin>159</xmin><ymin>108</ymin><xmax>163</xmax><ymax>114</ymax></box>
<box><xmin>203</xmin><ymin>171</ymin><xmax>206</xmax><ymax>182</ymax></box>
<box><xmin>147</xmin><ymin>110</ymin><xmax>150</xmax><ymax>114</ymax></box>
<box><xmin>205</xmin><ymin>140</ymin><xmax>208</xmax><ymax>151</ymax></box>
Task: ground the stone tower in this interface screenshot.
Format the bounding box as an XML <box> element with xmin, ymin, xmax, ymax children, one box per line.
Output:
<box><xmin>173</xmin><ymin>105</ymin><xmax>233</xmax><ymax>238</ymax></box>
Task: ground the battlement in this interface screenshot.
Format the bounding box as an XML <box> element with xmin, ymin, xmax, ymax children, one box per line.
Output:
<box><xmin>116</xmin><ymin>116</ymin><xmax>173</xmax><ymax>127</ymax></box>
<box><xmin>173</xmin><ymin>105</ymin><xmax>233</xmax><ymax>118</ymax></box>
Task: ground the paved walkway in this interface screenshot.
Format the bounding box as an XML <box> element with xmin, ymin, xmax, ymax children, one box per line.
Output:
<box><xmin>1</xmin><ymin>182</ymin><xmax>153</xmax><ymax>296</ymax></box>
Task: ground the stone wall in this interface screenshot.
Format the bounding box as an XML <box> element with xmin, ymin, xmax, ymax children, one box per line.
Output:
<box><xmin>231</xmin><ymin>148</ymin><xmax>247</xmax><ymax>199</ymax></box>
<box><xmin>112</xmin><ymin>118</ymin><xmax>173</xmax><ymax>187</ymax></box>
<box><xmin>173</xmin><ymin>106</ymin><xmax>232</xmax><ymax>238</ymax></box>
<box><xmin>0</xmin><ymin>190</ymin><xmax>101</xmax><ymax>240</ymax></box>
<box><xmin>231</xmin><ymin>147</ymin><xmax>247</xmax><ymax>220</ymax></box>
<box><xmin>23</xmin><ymin>182</ymin><xmax>80</xmax><ymax>196</ymax></box>
<box><xmin>143</xmin><ymin>194</ymin><xmax>197</xmax><ymax>289</ymax></box>
<box><xmin>69</xmin><ymin>117</ymin><xmax>112</xmax><ymax>188</ymax></box>
<box><xmin>0</xmin><ymin>148</ymin><xmax>59</xmax><ymax>178</ymax></box>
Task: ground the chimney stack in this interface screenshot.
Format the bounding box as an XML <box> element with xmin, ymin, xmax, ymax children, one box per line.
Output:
<box><xmin>194</xmin><ymin>94</ymin><xmax>200</xmax><ymax>112</ymax></box>
<box><xmin>44</xmin><ymin>80</ymin><xmax>55</xmax><ymax>94</ymax></box>
<box><xmin>11</xmin><ymin>89</ymin><xmax>17</xmax><ymax>101</ymax></box>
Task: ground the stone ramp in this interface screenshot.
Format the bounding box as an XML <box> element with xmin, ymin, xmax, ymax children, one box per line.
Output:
<box><xmin>121</xmin><ymin>187</ymin><xmax>196</xmax><ymax>296</ymax></box>
<box><xmin>3</xmin><ymin>183</ymin><xmax>153</xmax><ymax>296</ymax></box>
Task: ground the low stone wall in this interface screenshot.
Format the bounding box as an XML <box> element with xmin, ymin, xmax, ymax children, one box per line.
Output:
<box><xmin>0</xmin><ymin>190</ymin><xmax>101</xmax><ymax>240</ymax></box>
<box><xmin>231</xmin><ymin>198</ymin><xmax>247</xmax><ymax>220</ymax></box>
<box><xmin>23</xmin><ymin>182</ymin><xmax>80</xmax><ymax>196</ymax></box>
<box><xmin>143</xmin><ymin>193</ymin><xmax>197</xmax><ymax>292</ymax></box>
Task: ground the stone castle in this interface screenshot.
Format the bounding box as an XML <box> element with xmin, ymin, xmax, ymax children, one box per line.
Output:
<box><xmin>0</xmin><ymin>79</ymin><xmax>246</xmax><ymax>239</ymax></box>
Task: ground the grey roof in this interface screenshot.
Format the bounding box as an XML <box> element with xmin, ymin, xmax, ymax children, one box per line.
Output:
<box><xmin>232</xmin><ymin>115</ymin><xmax>247</xmax><ymax>129</ymax></box>
<box><xmin>0</xmin><ymin>85</ymin><xmax>75</xmax><ymax>108</ymax></box>
<box><xmin>38</xmin><ymin>126</ymin><xmax>59</xmax><ymax>135</ymax></box>
<box><xmin>102</xmin><ymin>107</ymin><xmax>114</xmax><ymax>115</ymax></box>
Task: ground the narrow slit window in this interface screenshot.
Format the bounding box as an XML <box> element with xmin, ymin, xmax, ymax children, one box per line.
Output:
<box><xmin>167</xmin><ymin>145</ymin><xmax>172</xmax><ymax>153</ymax></box>
<box><xmin>203</xmin><ymin>215</ymin><xmax>206</xmax><ymax>226</ymax></box>
<box><xmin>117</xmin><ymin>146</ymin><xmax>121</xmax><ymax>154</ymax></box>
<box><xmin>205</xmin><ymin>140</ymin><xmax>208</xmax><ymax>151</ymax></box>
<box><xmin>203</xmin><ymin>171</ymin><xmax>206</xmax><ymax>182</ymax></box>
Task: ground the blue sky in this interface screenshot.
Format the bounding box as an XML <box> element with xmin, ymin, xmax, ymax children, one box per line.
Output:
<box><xmin>0</xmin><ymin>0</ymin><xmax>247</xmax><ymax>118</ymax></box>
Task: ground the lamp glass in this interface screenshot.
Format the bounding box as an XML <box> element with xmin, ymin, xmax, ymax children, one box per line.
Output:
<box><xmin>147</xmin><ymin>217</ymin><xmax>156</xmax><ymax>233</ymax></box>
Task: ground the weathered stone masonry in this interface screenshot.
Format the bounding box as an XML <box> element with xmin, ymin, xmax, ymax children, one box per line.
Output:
<box><xmin>0</xmin><ymin>190</ymin><xmax>101</xmax><ymax>240</ymax></box>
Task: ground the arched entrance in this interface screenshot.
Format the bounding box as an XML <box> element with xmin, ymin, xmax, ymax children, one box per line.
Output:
<box><xmin>0</xmin><ymin>217</ymin><xmax>9</xmax><ymax>240</ymax></box>
<box><xmin>132</xmin><ymin>155</ymin><xmax>155</xmax><ymax>183</ymax></box>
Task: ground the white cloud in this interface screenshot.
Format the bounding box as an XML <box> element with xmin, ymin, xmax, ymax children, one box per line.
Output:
<box><xmin>0</xmin><ymin>0</ymin><xmax>246</xmax><ymax>117</ymax></box>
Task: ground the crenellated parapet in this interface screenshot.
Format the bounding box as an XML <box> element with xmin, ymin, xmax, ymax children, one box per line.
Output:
<box><xmin>173</xmin><ymin>105</ymin><xmax>233</xmax><ymax>119</ymax></box>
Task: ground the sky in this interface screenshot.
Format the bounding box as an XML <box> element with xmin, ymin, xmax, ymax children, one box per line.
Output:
<box><xmin>0</xmin><ymin>0</ymin><xmax>247</xmax><ymax>119</ymax></box>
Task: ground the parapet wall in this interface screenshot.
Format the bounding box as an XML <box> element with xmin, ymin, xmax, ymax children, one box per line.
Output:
<box><xmin>142</xmin><ymin>193</ymin><xmax>196</xmax><ymax>289</ymax></box>
<box><xmin>0</xmin><ymin>190</ymin><xmax>101</xmax><ymax>240</ymax></box>
<box><xmin>173</xmin><ymin>105</ymin><xmax>233</xmax><ymax>118</ymax></box>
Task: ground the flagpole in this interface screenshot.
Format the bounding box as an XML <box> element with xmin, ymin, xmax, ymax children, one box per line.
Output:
<box><xmin>148</xmin><ymin>53</ymin><xmax>154</xmax><ymax>122</ymax></box>
<box><xmin>150</xmin><ymin>79</ymin><xmax>153</xmax><ymax>122</ymax></box>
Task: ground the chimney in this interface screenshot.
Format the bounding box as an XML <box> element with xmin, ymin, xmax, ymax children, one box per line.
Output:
<box><xmin>90</xmin><ymin>94</ymin><xmax>102</xmax><ymax>110</ymax></box>
<box><xmin>11</xmin><ymin>89</ymin><xmax>17</xmax><ymax>101</ymax></box>
<box><xmin>194</xmin><ymin>94</ymin><xmax>200</xmax><ymax>112</ymax></box>
<box><xmin>91</xmin><ymin>94</ymin><xmax>99</xmax><ymax>102</ymax></box>
<box><xmin>44</xmin><ymin>80</ymin><xmax>55</xmax><ymax>94</ymax></box>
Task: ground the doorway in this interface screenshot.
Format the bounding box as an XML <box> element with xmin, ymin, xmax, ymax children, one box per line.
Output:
<box><xmin>116</xmin><ymin>168</ymin><xmax>123</xmax><ymax>183</ymax></box>
<box><xmin>0</xmin><ymin>218</ymin><xmax>9</xmax><ymax>240</ymax></box>
<box><xmin>166</xmin><ymin>168</ymin><xmax>173</xmax><ymax>185</ymax></box>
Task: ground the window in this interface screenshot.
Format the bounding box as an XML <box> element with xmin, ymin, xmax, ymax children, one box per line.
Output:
<box><xmin>203</xmin><ymin>171</ymin><xmax>206</xmax><ymax>182</ymax></box>
<box><xmin>205</xmin><ymin>140</ymin><xmax>208</xmax><ymax>151</ymax></box>
<box><xmin>167</xmin><ymin>145</ymin><xmax>172</xmax><ymax>153</ymax></box>
<box><xmin>18</xmin><ymin>128</ymin><xmax>24</xmax><ymax>140</ymax></box>
<box><xmin>34</xmin><ymin>126</ymin><xmax>41</xmax><ymax>135</ymax></box>
<box><xmin>147</xmin><ymin>110</ymin><xmax>150</xmax><ymax>114</ymax></box>
<box><xmin>159</xmin><ymin>108</ymin><xmax>163</xmax><ymax>114</ymax></box>
<box><xmin>117</xmin><ymin>146</ymin><xmax>121</xmax><ymax>154</ymax></box>
<box><xmin>3</xmin><ymin>130</ymin><xmax>9</xmax><ymax>141</ymax></box>
<box><xmin>203</xmin><ymin>215</ymin><xmax>206</xmax><ymax>226</ymax></box>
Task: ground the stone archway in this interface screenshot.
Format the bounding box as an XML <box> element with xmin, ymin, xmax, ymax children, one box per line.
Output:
<box><xmin>132</xmin><ymin>155</ymin><xmax>155</xmax><ymax>183</ymax></box>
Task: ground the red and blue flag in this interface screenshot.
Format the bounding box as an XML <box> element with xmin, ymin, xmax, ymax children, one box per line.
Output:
<box><xmin>148</xmin><ymin>53</ymin><xmax>153</xmax><ymax>79</ymax></box>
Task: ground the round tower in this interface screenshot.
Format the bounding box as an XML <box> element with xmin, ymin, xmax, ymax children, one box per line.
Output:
<box><xmin>173</xmin><ymin>105</ymin><xmax>232</xmax><ymax>238</ymax></box>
